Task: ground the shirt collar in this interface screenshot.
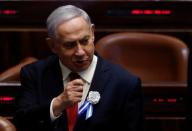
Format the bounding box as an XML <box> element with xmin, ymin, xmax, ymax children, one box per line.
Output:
<box><xmin>59</xmin><ymin>55</ymin><xmax>98</xmax><ymax>84</ymax></box>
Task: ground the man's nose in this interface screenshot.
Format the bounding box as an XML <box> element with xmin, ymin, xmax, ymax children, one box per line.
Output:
<box><xmin>75</xmin><ymin>44</ymin><xmax>85</xmax><ymax>55</ymax></box>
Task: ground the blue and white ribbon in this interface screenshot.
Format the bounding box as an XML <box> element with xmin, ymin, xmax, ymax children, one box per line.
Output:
<box><xmin>78</xmin><ymin>101</ymin><xmax>93</xmax><ymax>120</ymax></box>
<box><xmin>78</xmin><ymin>91</ymin><xmax>100</xmax><ymax>120</ymax></box>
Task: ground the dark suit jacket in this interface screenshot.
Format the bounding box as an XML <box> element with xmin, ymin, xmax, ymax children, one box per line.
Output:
<box><xmin>13</xmin><ymin>55</ymin><xmax>143</xmax><ymax>131</ymax></box>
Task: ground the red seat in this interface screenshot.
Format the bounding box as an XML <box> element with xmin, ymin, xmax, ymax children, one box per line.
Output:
<box><xmin>0</xmin><ymin>57</ymin><xmax>38</xmax><ymax>82</ymax></box>
<box><xmin>95</xmin><ymin>32</ymin><xmax>189</xmax><ymax>84</ymax></box>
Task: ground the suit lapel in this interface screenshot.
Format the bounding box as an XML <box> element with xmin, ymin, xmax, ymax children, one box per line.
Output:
<box><xmin>43</xmin><ymin>56</ymin><xmax>64</xmax><ymax>100</ymax></box>
<box><xmin>74</xmin><ymin>56</ymin><xmax>111</xmax><ymax>131</ymax></box>
<box><xmin>89</xmin><ymin>56</ymin><xmax>110</xmax><ymax>95</ymax></box>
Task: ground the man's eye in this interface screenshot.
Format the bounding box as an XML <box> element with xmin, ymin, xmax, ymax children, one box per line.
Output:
<box><xmin>63</xmin><ymin>42</ymin><xmax>76</xmax><ymax>49</ymax></box>
<box><xmin>80</xmin><ymin>39</ymin><xmax>89</xmax><ymax>45</ymax></box>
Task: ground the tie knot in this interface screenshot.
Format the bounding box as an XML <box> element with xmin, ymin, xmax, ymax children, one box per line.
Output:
<box><xmin>68</xmin><ymin>72</ymin><xmax>80</xmax><ymax>81</ymax></box>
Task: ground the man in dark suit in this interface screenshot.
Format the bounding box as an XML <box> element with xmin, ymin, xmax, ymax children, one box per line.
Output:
<box><xmin>13</xmin><ymin>5</ymin><xmax>143</xmax><ymax>131</ymax></box>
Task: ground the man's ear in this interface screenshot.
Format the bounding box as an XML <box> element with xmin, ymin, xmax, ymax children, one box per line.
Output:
<box><xmin>46</xmin><ymin>37</ymin><xmax>57</xmax><ymax>53</ymax></box>
<box><xmin>91</xmin><ymin>24</ymin><xmax>95</xmax><ymax>32</ymax></box>
<box><xmin>91</xmin><ymin>24</ymin><xmax>95</xmax><ymax>41</ymax></box>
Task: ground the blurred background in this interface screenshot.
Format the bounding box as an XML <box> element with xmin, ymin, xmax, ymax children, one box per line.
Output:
<box><xmin>0</xmin><ymin>0</ymin><xmax>192</xmax><ymax>131</ymax></box>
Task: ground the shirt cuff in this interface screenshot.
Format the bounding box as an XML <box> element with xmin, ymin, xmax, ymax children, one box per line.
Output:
<box><xmin>50</xmin><ymin>98</ymin><xmax>62</xmax><ymax>121</ymax></box>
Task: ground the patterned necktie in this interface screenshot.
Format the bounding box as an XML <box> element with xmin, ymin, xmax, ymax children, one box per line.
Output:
<box><xmin>66</xmin><ymin>72</ymin><xmax>80</xmax><ymax>131</ymax></box>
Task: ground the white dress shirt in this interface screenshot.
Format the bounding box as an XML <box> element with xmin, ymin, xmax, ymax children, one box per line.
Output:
<box><xmin>50</xmin><ymin>55</ymin><xmax>98</xmax><ymax>121</ymax></box>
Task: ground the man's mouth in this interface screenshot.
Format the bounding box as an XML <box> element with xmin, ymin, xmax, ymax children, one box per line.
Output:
<box><xmin>76</xmin><ymin>60</ymin><xmax>84</xmax><ymax>64</ymax></box>
<box><xmin>75</xmin><ymin>59</ymin><xmax>88</xmax><ymax>64</ymax></box>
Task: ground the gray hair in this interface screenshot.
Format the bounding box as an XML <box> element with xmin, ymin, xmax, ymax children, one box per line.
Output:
<box><xmin>46</xmin><ymin>5</ymin><xmax>92</xmax><ymax>38</ymax></box>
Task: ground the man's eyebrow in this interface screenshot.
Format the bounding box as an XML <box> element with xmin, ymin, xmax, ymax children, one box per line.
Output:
<box><xmin>61</xmin><ymin>35</ymin><xmax>91</xmax><ymax>43</ymax></box>
<box><xmin>81</xmin><ymin>35</ymin><xmax>90</xmax><ymax>40</ymax></box>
